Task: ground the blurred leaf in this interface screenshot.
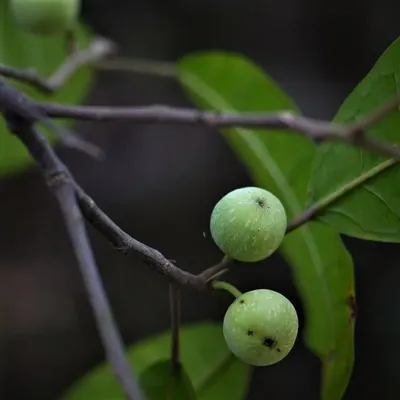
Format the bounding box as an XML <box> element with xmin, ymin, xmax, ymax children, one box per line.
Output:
<box><xmin>178</xmin><ymin>52</ymin><xmax>355</xmax><ymax>400</ymax></box>
<box><xmin>0</xmin><ymin>0</ymin><xmax>94</xmax><ymax>176</ymax></box>
<box><xmin>61</xmin><ymin>322</ymin><xmax>251</xmax><ymax>400</ymax></box>
<box><xmin>308</xmin><ymin>36</ymin><xmax>400</xmax><ymax>241</ymax></box>
<box><xmin>140</xmin><ymin>360</ymin><xmax>197</xmax><ymax>400</ymax></box>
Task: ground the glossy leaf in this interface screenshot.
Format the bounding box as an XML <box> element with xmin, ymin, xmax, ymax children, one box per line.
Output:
<box><xmin>0</xmin><ymin>1</ymin><xmax>94</xmax><ymax>176</ymax></box>
<box><xmin>139</xmin><ymin>360</ymin><xmax>197</xmax><ymax>400</ymax></box>
<box><xmin>60</xmin><ymin>322</ymin><xmax>251</xmax><ymax>400</ymax></box>
<box><xmin>178</xmin><ymin>52</ymin><xmax>355</xmax><ymax>400</ymax></box>
<box><xmin>308</xmin><ymin>37</ymin><xmax>400</xmax><ymax>241</ymax></box>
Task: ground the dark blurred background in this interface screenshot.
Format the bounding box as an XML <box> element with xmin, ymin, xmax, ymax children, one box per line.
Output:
<box><xmin>1</xmin><ymin>0</ymin><xmax>400</xmax><ymax>399</ymax></box>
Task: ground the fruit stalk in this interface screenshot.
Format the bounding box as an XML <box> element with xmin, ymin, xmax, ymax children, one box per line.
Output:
<box><xmin>212</xmin><ymin>280</ymin><xmax>243</xmax><ymax>299</ymax></box>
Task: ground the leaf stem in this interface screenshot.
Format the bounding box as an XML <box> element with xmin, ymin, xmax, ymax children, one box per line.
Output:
<box><xmin>317</xmin><ymin>158</ymin><xmax>397</xmax><ymax>206</ymax></box>
<box><xmin>287</xmin><ymin>158</ymin><xmax>397</xmax><ymax>232</ymax></box>
<box><xmin>212</xmin><ymin>281</ymin><xmax>242</xmax><ymax>299</ymax></box>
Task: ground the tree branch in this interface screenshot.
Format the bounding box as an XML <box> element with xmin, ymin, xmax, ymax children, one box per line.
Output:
<box><xmin>0</xmin><ymin>71</ymin><xmax>397</xmax><ymax>292</ymax></box>
<box><xmin>0</xmin><ymin>65</ymin><xmax>54</xmax><ymax>94</ymax></box>
<box><xmin>0</xmin><ymin>76</ymin><xmax>103</xmax><ymax>158</ymax></box>
<box><xmin>3</xmin><ymin>108</ymin><xmax>208</xmax><ymax>291</ymax></box>
<box><xmin>0</xmin><ymin>71</ymin><xmax>398</xmax><ymax>294</ymax></box>
<box><xmin>6</xmin><ymin>117</ymin><xmax>142</xmax><ymax>400</ymax></box>
<box><xmin>2</xmin><ymin>58</ymin><xmax>400</xmax><ymax>160</ymax></box>
<box><xmin>37</xmin><ymin>96</ymin><xmax>400</xmax><ymax>161</ymax></box>
<box><xmin>74</xmin><ymin>185</ymin><xmax>206</xmax><ymax>289</ymax></box>
<box><xmin>56</xmin><ymin>184</ymin><xmax>143</xmax><ymax>400</ymax></box>
<box><xmin>3</xmin><ymin>58</ymin><xmax>398</xmax><ymax>400</ymax></box>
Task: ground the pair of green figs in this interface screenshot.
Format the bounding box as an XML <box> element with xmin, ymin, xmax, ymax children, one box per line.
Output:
<box><xmin>211</xmin><ymin>187</ymin><xmax>298</xmax><ymax>367</ymax></box>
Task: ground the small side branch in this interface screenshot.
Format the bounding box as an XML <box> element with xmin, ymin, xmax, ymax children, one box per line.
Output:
<box><xmin>0</xmin><ymin>65</ymin><xmax>53</xmax><ymax>94</ymax></box>
<box><xmin>0</xmin><ymin>75</ymin><xmax>103</xmax><ymax>158</ymax></box>
<box><xmin>45</xmin><ymin>36</ymin><xmax>117</xmax><ymax>92</ymax></box>
<box><xmin>199</xmin><ymin>256</ymin><xmax>233</xmax><ymax>282</ymax></box>
<box><xmin>0</xmin><ymin>36</ymin><xmax>116</xmax><ymax>94</ymax></box>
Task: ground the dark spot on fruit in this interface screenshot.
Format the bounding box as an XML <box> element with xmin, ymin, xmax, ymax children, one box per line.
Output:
<box><xmin>277</xmin><ymin>348</ymin><xmax>281</xmax><ymax>352</ymax></box>
<box><xmin>262</xmin><ymin>337</ymin><xmax>276</xmax><ymax>348</ymax></box>
<box><xmin>255</xmin><ymin>197</ymin><xmax>265</xmax><ymax>208</ymax></box>
<box><xmin>247</xmin><ymin>330</ymin><xmax>254</xmax><ymax>336</ymax></box>
<box><xmin>239</xmin><ymin>299</ymin><xmax>245</xmax><ymax>304</ymax></box>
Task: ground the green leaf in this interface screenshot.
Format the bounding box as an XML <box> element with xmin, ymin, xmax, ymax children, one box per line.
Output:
<box><xmin>178</xmin><ymin>52</ymin><xmax>355</xmax><ymax>400</ymax></box>
<box><xmin>139</xmin><ymin>360</ymin><xmax>197</xmax><ymax>400</ymax></box>
<box><xmin>0</xmin><ymin>1</ymin><xmax>94</xmax><ymax>176</ymax></box>
<box><xmin>308</xmin><ymin>37</ymin><xmax>400</xmax><ymax>241</ymax></box>
<box><xmin>60</xmin><ymin>322</ymin><xmax>251</xmax><ymax>400</ymax></box>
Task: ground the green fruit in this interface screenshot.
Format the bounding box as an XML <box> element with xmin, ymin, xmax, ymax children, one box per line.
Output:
<box><xmin>210</xmin><ymin>187</ymin><xmax>287</xmax><ymax>262</ymax></box>
<box><xmin>223</xmin><ymin>289</ymin><xmax>298</xmax><ymax>366</ymax></box>
<box><xmin>11</xmin><ymin>0</ymin><xmax>80</xmax><ymax>35</ymax></box>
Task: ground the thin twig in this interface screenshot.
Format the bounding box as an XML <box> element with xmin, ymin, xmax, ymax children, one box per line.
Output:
<box><xmin>37</xmin><ymin>97</ymin><xmax>400</xmax><ymax>161</ymax></box>
<box><xmin>0</xmin><ymin>76</ymin><xmax>103</xmax><ymax>158</ymax></box>
<box><xmin>76</xmin><ymin>185</ymin><xmax>230</xmax><ymax>290</ymax></box>
<box><xmin>75</xmin><ymin>185</ymin><xmax>206</xmax><ymax>289</ymax></box>
<box><xmin>38</xmin><ymin>102</ymin><xmax>350</xmax><ymax>128</ymax></box>
<box><xmin>3</xmin><ymin>60</ymin><xmax>400</xmax><ymax>160</ymax></box>
<box><xmin>46</xmin><ymin>36</ymin><xmax>117</xmax><ymax>91</ymax></box>
<box><xmin>0</xmin><ymin>36</ymin><xmax>116</xmax><ymax>94</ymax></box>
<box><xmin>0</xmin><ymin>65</ymin><xmax>53</xmax><ymax>94</ymax></box>
<box><xmin>96</xmin><ymin>58</ymin><xmax>177</xmax><ymax>78</ymax></box>
<box><xmin>7</xmin><ymin>118</ymin><xmax>142</xmax><ymax>400</ymax></box>
<box><xmin>199</xmin><ymin>256</ymin><xmax>233</xmax><ymax>282</ymax></box>
<box><xmin>169</xmin><ymin>284</ymin><xmax>181</xmax><ymax>375</ymax></box>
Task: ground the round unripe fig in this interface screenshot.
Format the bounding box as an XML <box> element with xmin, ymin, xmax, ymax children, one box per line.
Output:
<box><xmin>223</xmin><ymin>289</ymin><xmax>298</xmax><ymax>366</ymax></box>
<box><xmin>210</xmin><ymin>187</ymin><xmax>287</xmax><ymax>262</ymax></box>
<box><xmin>10</xmin><ymin>0</ymin><xmax>80</xmax><ymax>35</ymax></box>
